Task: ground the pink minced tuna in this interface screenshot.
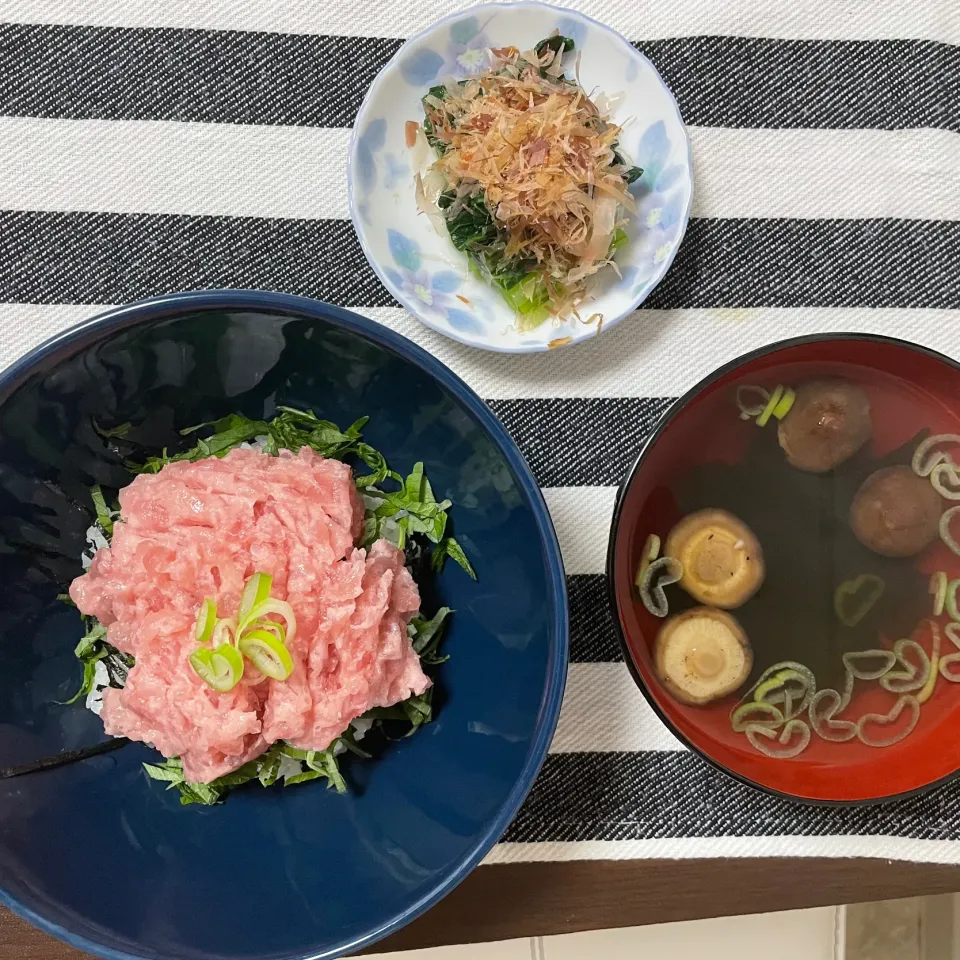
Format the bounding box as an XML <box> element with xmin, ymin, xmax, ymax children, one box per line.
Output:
<box><xmin>69</xmin><ymin>447</ymin><xmax>429</xmax><ymax>783</ymax></box>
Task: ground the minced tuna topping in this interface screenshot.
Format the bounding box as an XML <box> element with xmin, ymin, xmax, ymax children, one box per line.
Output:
<box><xmin>69</xmin><ymin>447</ymin><xmax>429</xmax><ymax>783</ymax></box>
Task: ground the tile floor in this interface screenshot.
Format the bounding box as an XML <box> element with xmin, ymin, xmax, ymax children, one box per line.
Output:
<box><xmin>362</xmin><ymin>905</ymin><xmax>841</xmax><ymax>959</ymax></box>
<box><xmin>361</xmin><ymin>896</ymin><xmax>959</xmax><ymax>960</ymax></box>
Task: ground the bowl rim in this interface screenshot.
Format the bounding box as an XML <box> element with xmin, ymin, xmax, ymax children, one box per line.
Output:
<box><xmin>347</xmin><ymin>0</ymin><xmax>694</xmax><ymax>354</ymax></box>
<box><xmin>0</xmin><ymin>289</ymin><xmax>570</xmax><ymax>960</ymax></box>
<box><xmin>605</xmin><ymin>331</ymin><xmax>960</xmax><ymax>808</ymax></box>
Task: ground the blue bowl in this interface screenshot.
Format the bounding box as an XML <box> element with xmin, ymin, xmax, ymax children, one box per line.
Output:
<box><xmin>0</xmin><ymin>291</ymin><xmax>567</xmax><ymax>960</ymax></box>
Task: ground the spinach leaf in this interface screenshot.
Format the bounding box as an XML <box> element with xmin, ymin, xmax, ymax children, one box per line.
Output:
<box><xmin>444</xmin><ymin>194</ymin><xmax>501</xmax><ymax>252</ymax></box>
<box><xmin>422</xmin><ymin>117</ymin><xmax>448</xmax><ymax>156</ymax></box>
<box><xmin>534</xmin><ymin>35</ymin><xmax>575</xmax><ymax>58</ymax></box>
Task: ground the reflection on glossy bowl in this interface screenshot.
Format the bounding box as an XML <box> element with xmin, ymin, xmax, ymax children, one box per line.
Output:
<box><xmin>0</xmin><ymin>291</ymin><xmax>567</xmax><ymax>960</ymax></box>
<box><xmin>348</xmin><ymin>0</ymin><xmax>692</xmax><ymax>353</ymax></box>
<box><xmin>608</xmin><ymin>334</ymin><xmax>960</xmax><ymax>805</ymax></box>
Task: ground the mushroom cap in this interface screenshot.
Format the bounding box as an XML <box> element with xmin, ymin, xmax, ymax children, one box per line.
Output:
<box><xmin>664</xmin><ymin>509</ymin><xmax>765</xmax><ymax>609</ymax></box>
<box><xmin>654</xmin><ymin>607</ymin><xmax>753</xmax><ymax>706</ymax></box>
<box><xmin>777</xmin><ymin>379</ymin><xmax>872</xmax><ymax>473</ymax></box>
<box><xmin>850</xmin><ymin>465</ymin><xmax>942</xmax><ymax>558</ymax></box>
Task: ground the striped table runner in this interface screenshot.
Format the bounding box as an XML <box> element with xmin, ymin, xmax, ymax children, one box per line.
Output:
<box><xmin>1</xmin><ymin>0</ymin><xmax>958</xmax><ymax>864</ymax></box>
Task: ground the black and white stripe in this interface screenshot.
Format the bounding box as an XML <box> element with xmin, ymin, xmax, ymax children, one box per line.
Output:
<box><xmin>1</xmin><ymin>24</ymin><xmax>956</xmax><ymax>130</ymax></box>
<box><xmin>502</xmin><ymin>753</ymin><xmax>960</xmax><ymax>843</ymax></box>
<box><xmin>0</xmin><ymin>3</ymin><xmax>958</xmax><ymax>862</ymax></box>
<box><xmin>568</xmin><ymin>575</ymin><xmax>623</xmax><ymax>663</ymax></box>
<box><xmin>2</xmin><ymin>121</ymin><xmax>957</xmax><ymax>222</ymax></box>
<box><xmin>2</xmin><ymin>211</ymin><xmax>958</xmax><ymax>308</ymax></box>
<box><xmin>488</xmin><ymin>398</ymin><xmax>672</xmax><ymax>488</ymax></box>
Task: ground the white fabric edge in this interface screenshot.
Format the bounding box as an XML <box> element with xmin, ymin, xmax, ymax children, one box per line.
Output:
<box><xmin>484</xmin><ymin>834</ymin><xmax>960</xmax><ymax>864</ymax></box>
<box><xmin>3</xmin><ymin>0</ymin><xmax>956</xmax><ymax>43</ymax></box>
<box><xmin>550</xmin><ymin>663</ymin><xmax>685</xmax><ymax>753</ymax></box>
<box><xmin>2</xmin><ymin>119</ymin><xmax>957</xmax><ymax>222</ymax></box>
<box><xmin>3</xmin><ymin>304</ymin><xmax>959</xmax><ymax>404</ymax></box>
<box><xmin>542</xmin><ymin>487</ymin><xmax>616</xmax><ymax>575</ymax></box>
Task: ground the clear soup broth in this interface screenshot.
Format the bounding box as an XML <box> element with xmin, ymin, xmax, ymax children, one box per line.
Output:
<box><xmin>613</xmin><ymin>339</ymin><xmax>960</xmax><ymax>801</ymax></box>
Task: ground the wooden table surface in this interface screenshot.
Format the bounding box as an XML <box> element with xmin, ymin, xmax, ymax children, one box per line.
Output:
<box><xmin>4</xmin><ymin>858</ymin><xmax>960</xmax><ymax>958</ymax></box>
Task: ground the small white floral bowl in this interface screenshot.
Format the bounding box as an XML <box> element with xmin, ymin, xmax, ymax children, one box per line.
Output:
<box><xmin>348</xmin><ymin>1</ymin><xmax>693</xmax><ymax>353</ymax></box>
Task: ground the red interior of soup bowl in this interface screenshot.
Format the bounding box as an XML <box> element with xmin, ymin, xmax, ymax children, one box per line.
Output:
<box><xmin>609</xmin><ymin>335</ymin><xmax>960</xmax><ymax>803</ymax></box>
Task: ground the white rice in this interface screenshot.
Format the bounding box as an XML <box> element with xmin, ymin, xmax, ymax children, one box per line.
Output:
<box><xmin>81</xmin><ymin>524</ymin><xmax>109</xmax><ymax>570</ymax></box>
<box><xmin>85</xmin><ymin>659</ymin><xmax>110</xmax><ymax>716</ymax></box>
<box><xmin>238</xmin><ymin>436</ymin><xmax>270</xmax><ymax>452</ymax></box>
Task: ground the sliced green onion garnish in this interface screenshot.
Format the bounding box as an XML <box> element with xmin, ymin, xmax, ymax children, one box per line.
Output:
<box><xmin>238</xmin><ymin>572</ymin><xmax>273</xmax><ymax>625</ymax></box>
<box><xmin>947</xmin><ymin>579</ymin><xmax>960</xmax><ymax>622</ymax></box>
<box><xmin>808</xmin><ymin>689</ymin><xmax>856</xmax><ymax>742</ymax></box>
<box><xmin>745</xmin><ymin>662</ymin><xmax>816</xmax><ymax>716</ymax></box>
<box><xmin>841</xmin><ymin>649</ymin><xmax>896</xmax><ymax>681</ymax></box>
<box><xmin>753</xmin><ymin>669</ymin><xmax>804</xmax><ymax>704</ymax></box>
<box><xmin>634</xmin><ymin>533</ymin><xmax>661</xmax><ymax>592</ymax></box>
<box><xmin>243</xmin><ymin>599</ymin><xmax>297</xmax><ymax>646</ymax></box>
<box><xmin>189</xmin><ymin>643</ymin><xmax>244</xmax><ymax>692</ymax></box>
<box><xmin>194</xmin><ymin>597</ymin><xmax>217</xmax><ymax>643</ymax></box>
<box><xmin>917</xmin><ymin>621</ymin><xmax>940</xmax><ymax>705</ymax></box>
<box><xmin>731</xmin><ymin>701</ymin><xmax>783</xmax><ymax>732</ymax></box>
<box><xmin>930</xmin><ymin>572</ymin><xmax>948</xmax><ymax>617</ymax></box>
<box><xmin>878</xmin><ymin>638</ymin><xmax>929</xmax><ymax>694</ymax></box>
<box><xmin>638</xmin><ymin>556</ymin><xmax>682</xmax><ymax>618</ymax></box>
<box><xmin>755</xmin><ymin>385</ymin><xmax>784</xmax><ymax>428</ymax></box>
<box><xmin>833</xmin><ymin>574</ymin><xmax>885</xmax><ymax>628</ymax></box>
<box><xmin>244</xmin><ymin>617</ymin><xmax>286</xmax><ymax>647</ymax></box>
<box><xmin>855</xmin><ymin>695</ymin><xmax>920</xmax><ymax>748</ymax></box>
<box><xmin>771</xmin><ymin>387</ymin><xmax>796</xmax><ymax>420</ymax></box>
<box><xmin>211</xmin><ymin>616</ymin><xmax>237</xmax><ymax>647</ymax></box>
<box><xmin>735</xmin><ymin>385</ymin><xmax>770</xmax><ymax>421</ymax></box>
<box><xmin>930</xmin><ymin>462</ymin><xmax>960</xmax><ymax>500</ymax></box>
<box><xmin>940</xmin><ymin>622</ymin><xmax>960</xmax><ymax>682</ymax></box>
<box><xmin>911</xmin><ymin>434</ymin><xmax>960</xmax><ymax>477</ymax></box>
<box><xmin>744</xmin><ymin>719</ymin><xmax>810</xmax><ymax>759</ymax></box>
<box><xmin>238</xmin><ymin>628</ymin><xmax>294</xmax><ymax>681</ymax></box>
<box><xmin>940</xmin><ymin>506</ymin><xmax>960</xmax><ymax>558</ymax></box>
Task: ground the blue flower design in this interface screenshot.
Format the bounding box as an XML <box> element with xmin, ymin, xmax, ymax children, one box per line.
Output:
<box><xmin>385</xmin><ymin>229</ymin><xmax>473</xmax><ymax>324</ymax></box>
<box><xmin>631</xmin><ymin>121</ymin><xmax>672</xmax><ymax>197</ymax></box>
<box><xmin>400</xmin><ymin>17</ymin><xmax>496</xmax><ymax>86</ymax></box>
<box><xmin>355</xmin><ymin>118</ymin><xmax>386</xmax><ymax>192</ymax></box>
<box><xmin>443</xmin><ymin>31</ymin><xmax>493</xmax><ymax>78</ymax></box>
<box><xmin>556</xmin><ymin>17</ymin><xmax>587</xmax><ymax>51</ymax></box>
<box><xmin>388</xmin><ymin>229</ymin><xmax>421</xmax><ymax>272</ymax></box>
<box><xmin>401</xmin><ymin>48</ymin><xmax>445</xmax><ymax>86</ymax></box>
<box><xmin>445</xmin><ymin>308</ymin><xmax>484</xmax><ymax>334</ymax></box>
<box><xmin>450</xmin><ymin>16</ymin><xmax>480</xmax><ymax>45</ymax></box>
<box><xmin>383</xmin><ymin>153</ymin><xmax>408</xmax><ymax>190</ymax></box>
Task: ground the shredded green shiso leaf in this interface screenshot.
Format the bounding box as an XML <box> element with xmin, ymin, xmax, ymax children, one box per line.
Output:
<box><xmin>70</xmin><ymin>407</ymin><xmax>473</xmax><ymax>805</ymax></box>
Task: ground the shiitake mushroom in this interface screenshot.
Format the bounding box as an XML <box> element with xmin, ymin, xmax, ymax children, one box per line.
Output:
<box><xmin>654</xmin><ymin>607</ymin><xmax>753</xmax><ymax>706</ymax></box>
<box><xmin>850</xmin><ymin>465</ymin><xmax>942</xmax><ymax>557</ymax></box>
<box><xmin>664</xmin><ymin>509</ymin><xmax>764</xmax><ymax>609</ymax></box>
<box><xmin>777</xmin><ymin>380</ymin><xmax>872</xmax><ymax>473</ymax></box>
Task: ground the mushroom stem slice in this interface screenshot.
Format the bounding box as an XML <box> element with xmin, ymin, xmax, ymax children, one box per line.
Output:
<box><xmin>654</xmin><ymin>607</ymin><xmax>753</xmax><ymax>706</ymax></box>
<box><xmin>664</xmin><ymin>509</ymin><xmax>765</xmax><ymax>609</ymax></box>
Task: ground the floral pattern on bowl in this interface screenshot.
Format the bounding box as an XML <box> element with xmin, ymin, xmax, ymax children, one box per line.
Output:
<box><xmin>349</xmin><ymin>1</ymin><xmax>693</xmax><ymax>353</ymax></box>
